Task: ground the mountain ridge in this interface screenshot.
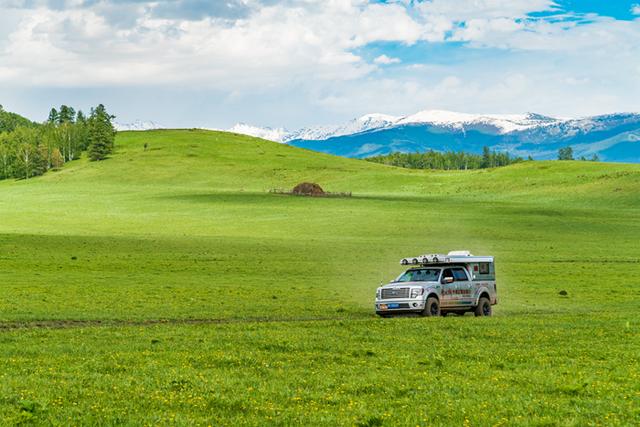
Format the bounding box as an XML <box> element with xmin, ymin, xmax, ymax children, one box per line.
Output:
<box><xmin>114</xmin><ymin>120</ymin><xmax>164</xmax><ymax>131</ymax></box>
<box><xmin>228</xmin><ymin>109</ymin><xmax>640</xmax><ymax>162</ymax></box>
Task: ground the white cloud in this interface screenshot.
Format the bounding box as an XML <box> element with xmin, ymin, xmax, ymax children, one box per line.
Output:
<box><xmin>0</xmin><ymin>0</ymin><xmax>569</xmax><ymax>89</ymax></box>
<box><xmin>564</xmin><ymin>76</ymin><xmax>590</xmax><ymax>85</ymax></box>
<box><xmin>632</xmin><ymin>4</ymin><xmax>640</xmax><ymax>15</ymax></box>
<box><xmin>304</xmin><ymin>58</ymin><xmax>639</xmax><ymax>120</ymax></box>
<box><xmin>374</xmin><ymin>54</ymin><xmax>401</xmax><ymax>65</ymax></box>
<box><xmin>0</xmin><ymin>1</ymin><xmax>423</xmax><ymax>88</ymax></box>
<box><xmin>414</xmin><ymin>0</ymin><xmax>557</xmax><ymax>41</ymax></box>
<box><xmin>416</xmin><ymin>0</ymin><xmax>557</xmax><ymax>18</ymax></box>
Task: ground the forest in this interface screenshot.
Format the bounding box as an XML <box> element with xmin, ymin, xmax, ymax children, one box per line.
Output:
<box><xmin>0</xmin><ymin>104</ymin><xmax>115</xmax><ymax>180</ymax></box>
<box><xmin>365</xmin><ymin>147</ymin><xmax>525</xmax><ymax>170</ymax></box>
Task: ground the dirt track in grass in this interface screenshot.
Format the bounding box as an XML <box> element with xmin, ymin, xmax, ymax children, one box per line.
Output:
<box><xmin>0</xmin><ymin>316</ymin><xmax>348</xmax><ymax>331</ymax></box>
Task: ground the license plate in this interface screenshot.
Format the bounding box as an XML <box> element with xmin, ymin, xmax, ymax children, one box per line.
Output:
<box><xmin>388</xmin><ymin>303</ymin><xmax>400</xmax><ymax>309</ymax></box>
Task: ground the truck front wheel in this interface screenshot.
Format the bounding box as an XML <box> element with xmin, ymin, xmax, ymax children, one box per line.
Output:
<box><xmin>474</xmin><ymin>297</ymin><xmax>492</xmax><ymax>317</ymax></box>
<box><xmin>421</xmin><ymin>297</ymin><xmax>440</xmax><ymax>317</ymax></box>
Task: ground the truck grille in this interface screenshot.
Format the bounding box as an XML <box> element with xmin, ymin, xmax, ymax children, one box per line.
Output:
<box><xmin>381</xmin><ymin>287</ymin><xmax>410</xmax><ymax>299</ymax></box>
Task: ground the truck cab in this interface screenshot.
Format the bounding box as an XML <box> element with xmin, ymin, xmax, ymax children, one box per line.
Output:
<box><xmin>375</xmin><ymin>251</ymin><xmax>497</xmax><ymax>317</ymax></box>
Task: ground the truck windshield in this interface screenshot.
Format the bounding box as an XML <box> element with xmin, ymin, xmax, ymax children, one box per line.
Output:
<box><xmin>395</xmin><ymin>268</ymin><xmax>441</xmax><ymax>282</ymax></box>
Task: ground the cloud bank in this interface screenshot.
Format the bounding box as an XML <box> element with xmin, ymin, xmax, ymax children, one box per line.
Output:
<box><xmin>0</xmin><ymin>0</ymin><xmax>638</xmax><ymax>127</ymax></box>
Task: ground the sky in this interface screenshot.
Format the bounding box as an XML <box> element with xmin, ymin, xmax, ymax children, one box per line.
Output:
<box><xmin>0</xmin><ymin>0</ymin><xmax>639</xmax><ymax>129</ymax></box>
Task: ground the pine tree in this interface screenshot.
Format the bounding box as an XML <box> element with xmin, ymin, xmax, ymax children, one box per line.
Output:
<box><xmin>58</xmin><ymin>105</ymin><xmax>76</xmax><ymax>124</ymax></box>
<box><xmin>76</xmin><ymin>110</ymin><xmax>86</xmax><ymax>124</ymax></box>
<box><xmin>558</xmin><ymin>146</ymin><xmax>574</xmax><ymax>160</ymax></box>
<box><xmin>75</xmin><ymin>110</ymin><xmax>90</xmax><ymax>151</ymax></box>
<box><xmin>48</xmin><ymin>108</ymin><xmax>59</xmax><ymax>124</ymax></box>
<box><xmin>87</xmin><ymin>104</ymin><xmax>115</xmax><ymax>161</ymax></box>
<box><xmin>481</xmin><ymin>146</ymin><xmax>491</xmax><ymax>168</ymax></box>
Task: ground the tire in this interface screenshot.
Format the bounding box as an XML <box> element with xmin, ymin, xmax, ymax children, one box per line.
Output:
<box><xmin>474</xmin><ymin>297</ymin><xmax>492</xmax><ymax>317</ymax></box>
<box><xmin>421</xmin><ymin>297</ymin><xmax>440</xmax><ymax>317</ymax></box>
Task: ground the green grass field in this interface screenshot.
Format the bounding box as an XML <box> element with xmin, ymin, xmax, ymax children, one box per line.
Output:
<box><xmin>1</xmin><ymin>129</ymin><xmax>639</xmax><ymax>425</ymax></box>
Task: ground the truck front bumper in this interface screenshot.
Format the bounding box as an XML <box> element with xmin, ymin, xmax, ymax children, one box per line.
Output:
<box><xmin>375</xmin><ymin>299</ymin><xmax>425</xmax><ymax>314</ymax></box>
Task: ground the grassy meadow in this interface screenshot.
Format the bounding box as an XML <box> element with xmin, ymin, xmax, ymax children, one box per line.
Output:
<box><xmin>0</xmin><ymin>129</ymin><xmax>639</xmax><ymax>425</ymax></box>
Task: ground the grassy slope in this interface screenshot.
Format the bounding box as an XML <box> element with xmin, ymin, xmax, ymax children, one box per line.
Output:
<box><xmin>0</xmin><ymin>129</ymin><xmax>639</xmax><ymax>425</ymax></box>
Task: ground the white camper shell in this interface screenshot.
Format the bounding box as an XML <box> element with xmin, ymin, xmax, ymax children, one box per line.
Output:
<box><xmin>375</xmin><ymin>251</ymin><xmax>497</xmax><ymax>317</ymax></box>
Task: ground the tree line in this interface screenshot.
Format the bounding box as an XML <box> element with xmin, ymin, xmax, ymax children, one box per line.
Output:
<box><xmin>365</xmin><ymin>146</ymin><xmax>524</xmax><ymax>170</ymax></box>
<box><xmin>558</xmin><ymin>146</ymin><xmax>599</xmax><ymax>161</ymax></box>
<box><xmin>366</xmin><ymin>145</ymin><xmax>601</xmax><ymax>170</ymax></box>
<box><xmin>0</xmin><ymin>104</ymin><xmax>115</xmax><ymax>181</ymax></box>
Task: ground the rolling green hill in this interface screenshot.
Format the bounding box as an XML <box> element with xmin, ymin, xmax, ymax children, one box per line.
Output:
<box><xmin>1</xmin><ymin>130</ymin><xmax>639</xmax><ymax>425</ymax></box>
<box><xmin>0</xmin><ymin>105</ymin><xmax>36</xmax><ymax>132</ymax></box>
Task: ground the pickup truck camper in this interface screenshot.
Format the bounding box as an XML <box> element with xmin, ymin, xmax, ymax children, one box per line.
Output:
<box><xmin>375</xmin><ymin>251</ymin><xmax>497</xmax><ymax>317</ymax></box>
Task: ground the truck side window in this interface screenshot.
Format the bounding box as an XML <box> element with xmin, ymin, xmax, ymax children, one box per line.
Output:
<box><xmin>442</xmin><ymin>269</ymin><xmax>453</xmax><ymax>281</ymax></box>
<box><xmin>452</xmin><ymin>268</ymin><xmax>469</xmax><ymax>281</ymax></box>
<box><xmin>479</xmin><ymin>263</ymin><xmax>490</xmax><ymax>274</ymax></box>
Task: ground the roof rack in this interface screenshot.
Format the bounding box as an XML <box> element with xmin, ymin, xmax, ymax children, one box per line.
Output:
<box><xmin>400</xmin><ymin>251</ymin><xmax>493</xmax><ymax>266</ymax></box>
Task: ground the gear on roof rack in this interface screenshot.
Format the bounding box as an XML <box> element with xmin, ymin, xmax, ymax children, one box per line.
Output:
<box><xmin>400</xmin><ymin>251</ymin><xmax>493</xmax><ymax>266</ymax></box>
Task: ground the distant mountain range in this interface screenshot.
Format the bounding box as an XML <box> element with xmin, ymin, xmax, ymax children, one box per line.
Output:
<box><xmin>113</xmin><ymin>109</ymin><xmax>640</xmax><ymax>162</ymax></box>
<box><xmin>229</xmin><ymin>110</ymin><xmax>640</xmax><ymax>162</ymax></box>
<box><xmin>228</xmin><ymin>113</ymin><xmax>399</xmax><ymax>144</ymax></box>
<box><xmin>114</xmin><ymin>120</ymin><xmax>163</xmax><ymax>131</ymax></box>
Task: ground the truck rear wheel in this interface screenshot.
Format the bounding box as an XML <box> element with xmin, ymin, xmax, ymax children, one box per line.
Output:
<box><xmin>474</xmin><ymin>297</ymin><xmax>492</xmax><ymax>317</ymax></box>
<box><xmin>421</xmin><ymin>297</ymin><xmax>440</xmax><ymax>317</ymax></box>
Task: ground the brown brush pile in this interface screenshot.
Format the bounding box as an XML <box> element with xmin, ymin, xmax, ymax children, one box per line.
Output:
<box><xmin>269</xmin><ymin>183</ymin><xmax>351</xmax><ymax>198</ymax></box>
<box><xmin>291</xmin><ymin>182</ymin><xmax>325</xmax><ymax>196</ymax></box>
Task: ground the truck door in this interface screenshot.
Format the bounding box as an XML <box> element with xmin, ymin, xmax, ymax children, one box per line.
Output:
<box><xmin>440</xmin><ymin>268</ymin><xmax>456</xmax><ymax>307</ymax></box>
<box><xmin>451</xmin><ymin>267</ymin><xmax>473</xmax><ymax>306</ymax></box>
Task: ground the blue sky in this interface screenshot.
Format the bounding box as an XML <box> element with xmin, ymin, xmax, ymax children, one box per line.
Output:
<box><xmin>0</xmin><ymin>0</ymin><xmax>639</xmax><ymax>129</ymax></box>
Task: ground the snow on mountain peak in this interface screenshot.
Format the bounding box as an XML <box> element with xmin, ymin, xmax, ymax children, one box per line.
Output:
<box><xmin>284</xmin><ymin>113</ymin><xmax>399</xmax><ymax>142</ymax></box>
<box><xmin>396</xmin><ymin>109</ymin><xmax>563</xmax><ymax>134</ymax></box>
<box><xmin>228</xmin><ymin>123</ymin><xmax>289</xmax><ymax>143</ymax></box>
<box><xmin>225</xmin><ymin>109</ymin><xmax>573</xmax><ymax>142</ymax></box>
<box><xmin>114</xmin><ymin>120</ymin><xmax>163</xmax><ymax>131</ymax></box>
<box><xmin>357</xmin><ymin>113</ymin><xmax>399</xmax><ymax>123</ymax></box>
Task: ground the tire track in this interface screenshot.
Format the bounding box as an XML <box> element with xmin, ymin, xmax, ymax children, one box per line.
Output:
<box><xmin>0</xmin><ymin>316</ymin><xmax>356</xmax><ymax>332</ymax></box>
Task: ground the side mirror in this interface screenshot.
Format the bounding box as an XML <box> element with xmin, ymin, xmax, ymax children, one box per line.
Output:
<box><xmin>442</xmin><ymin>277</ymin><xmax>454</xmax><ymax>284</ymax></box>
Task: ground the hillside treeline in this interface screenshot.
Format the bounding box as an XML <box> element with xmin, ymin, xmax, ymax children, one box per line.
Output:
<box><xmin>0</xmin><ymin>106</ymin><xmax>36</xmax><ymax>133</ymax></box>
<box><xmin>0</xmin><ymin>104</ymin><xmax>115</xmax><ymax>181</ymax></box>
<box><xmin>365</xmin><ymin>147</ymin><xmax>524</xmax><ymax>170</ymax></box>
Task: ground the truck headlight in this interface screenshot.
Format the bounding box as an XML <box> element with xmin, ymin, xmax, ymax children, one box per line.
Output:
<box><xmin>376</xmin><ymin>289</ymin><xmax>381</xmax><ymax>299</ymax></box>
<box><xmin>411</xmin><ymin>288</ymin><xmax>424</xmax><ymax>298</ymax></box>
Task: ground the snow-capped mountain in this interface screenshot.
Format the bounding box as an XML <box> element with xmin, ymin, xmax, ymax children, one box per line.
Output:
<box><xmin>228</xmin><ymin>123</ymin><xmax>289</xmax><ymax>143</ymax></box>
<box><xmin>226</xmin><ymin>109</ymin><xmax>640</xmax><ymax>162</ymax></box>
<box><xmin>227</xmin><ymin>113</ymin><xmax>399</xmax><ymax>143</ymax></box>
<box><xmin>228</xmin><ymin>110</ymin><xmax>565</xmax><ymax>142</ymax></box>
<box><xmin>394</xmin><ymin>110</ymin><xmax>561</xmax><ymax>134</ymax></box>
<box><xmin>115</xmin><ymin>120</ymin><xmax>163</xmax><ymax>131</ymax></box>
<box><xmin>284</xmin><ymin>113</ymin><xmax>399</xmax><ymax>142</ymax></box>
